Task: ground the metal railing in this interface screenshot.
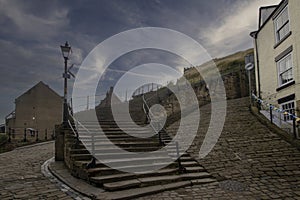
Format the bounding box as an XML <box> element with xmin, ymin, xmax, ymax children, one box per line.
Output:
<box><xmin>67</xmin><ymin>106</ymin><xmax>96</xmax><ymax>152</ymax></box>
<box><xmin>67</xmin><ymin>106</ymin><xmax>97</xmax><ymax>168</ymax></box>
<box><xmin>142</xmin><ymin>95</ymin><xmax>162</xmax><ymax>144</ymax></box>
<box><xmin>142</xmin><ymin>94</ymin><xmax>185</xmax><ymax>173</ymax></box>
<box><xmin>67</xmin><ymin>120</ymin><xmax>79</xmax><ymax>146</ymax></box>
<box><xmin>252</xmin><ymin>94</ymin><xmax>299</xmax><ymax>139</ymax></box>
<box><xmin>5</xmin><ymin>127</ymin><xmax>54</xmax><ymax>143</ymax></box>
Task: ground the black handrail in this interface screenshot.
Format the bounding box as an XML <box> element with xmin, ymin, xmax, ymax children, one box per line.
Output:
<box><xmin>142</xmin><ymin>95</ymin><xmax>162</xmax><ymax>144</ymax></box>
<box><xmin>142</xmin><ymin>95</ymin><xmax>185</xmax><ymax>173</ymax></box>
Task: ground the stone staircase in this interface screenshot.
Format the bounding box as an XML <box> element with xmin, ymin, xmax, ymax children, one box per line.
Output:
<box><xmin>64</xmin><ymin>105</ymin><xmax>215</xmax><ymax>199</ymax></box>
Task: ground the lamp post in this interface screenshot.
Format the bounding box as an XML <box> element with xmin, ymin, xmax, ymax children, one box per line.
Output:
<box><xmin>60</xmin><ymin>41</ymin><xmax>71</xmax><ymax>128</ymax></box>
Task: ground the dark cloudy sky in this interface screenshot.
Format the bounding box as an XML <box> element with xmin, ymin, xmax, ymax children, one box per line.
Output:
<box><xmin>0</xmin><ymin>0</ymin><xmax>280</xmax><ymax>123</ymax></box>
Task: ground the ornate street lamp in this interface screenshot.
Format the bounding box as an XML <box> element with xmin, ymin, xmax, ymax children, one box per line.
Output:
<box><xmin>60</xmin><ymin>41</ymin><xmax>71</xmax><ymax>128</ymax></box>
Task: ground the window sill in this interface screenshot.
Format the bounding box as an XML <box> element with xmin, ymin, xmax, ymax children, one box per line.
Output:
<box><xmin>274</xmin><ymin>31</ymin><xmax>292</xmax><ymax>49</ymax></box>
<box><xmin>276</xmin><ymin>80</ymin><xmax>295</xmax><ymax>91</ymax></box>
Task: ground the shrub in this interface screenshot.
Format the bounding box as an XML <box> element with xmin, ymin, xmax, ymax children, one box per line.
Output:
<box><xmin>0</xmin><ymin>134</ymin><xmax>8</xmax><ymax>146</ymax></box>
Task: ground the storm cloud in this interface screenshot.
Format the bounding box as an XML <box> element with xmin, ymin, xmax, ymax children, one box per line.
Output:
<box><xmin>0</xmin><ymin>0</ymin><xmax>280</xmax><ymax>122</ymax></box>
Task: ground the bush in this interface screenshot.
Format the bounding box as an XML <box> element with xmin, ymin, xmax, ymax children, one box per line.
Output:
<box><xmin>0</xmin><ymin>134</ymin><xmax>8</xmax><ymax>146</ymax></box>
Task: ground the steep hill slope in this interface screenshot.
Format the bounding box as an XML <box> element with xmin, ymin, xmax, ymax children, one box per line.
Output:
<box><xmin>182</xmin><ymin>48</ymin><xmax>253</xmax><ymax>84</ymax></box>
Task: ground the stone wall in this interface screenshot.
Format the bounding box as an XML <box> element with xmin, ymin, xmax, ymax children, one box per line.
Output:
<box><xmin>93</xmin><ymin>67</ymin><xmax>251</xmax><ymax>128</ymax></box>
<box><xmin>134</xmin><ymin>68</ymin><xmax>252</xmax><ymax>127</ymax></box>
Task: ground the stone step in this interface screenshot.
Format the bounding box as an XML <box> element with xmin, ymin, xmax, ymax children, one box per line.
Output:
<box><xmin>89</xmin><ymin>168</ymin><xmax>184</xmax><ymax>185</ymax></box>
<box><xmin>88</xmin><ymin>167</ymin><xmax>178</xmax><ymax>177</ymax></box>
<box><xmin>174</xmin><ymin>156</ymin><xmax>194</xmax><ymax>161</ymax></box>
<box><xmin>70</xmin><ymin>151</ymin><xmax>170</xmax><ymax>160</ymax></box>
<box><xmin>185</xmin><ymin>166</ymin><xmax>206</xmax><ymax>172</ymax></box>
<box><xmin>180</xmin><ymin>160</ymin><xmax>201</xmax><ymax>167</ymax></box>
<box><xmin>67</xmin><ymin>117</ymin><xmax>214</xmax><ymax>195</ymax></box>
<box><xmin>72</xmin><ymin>155</ymin><xmax>172</xmax><ymax>166</ymax></box>
<box><xmin>78</xmin><ymin>120</ymin><xmax>143</xmax><ymax>124</ymax></box>
<box><xmin>79</xmin><ymin>122</ymin><xmax>147</xmax><ymax>126</ymax></box>
<box><xmin>78</xmin><ymin>136</ymin><xmax>159</xmax><ymax>142</ymax></box>
<box><xmin>69</xmin><ymin>146</ymin><xmax>161</xmax><ymax>154</ymax></box>
<box><xmin>74</xmin><ymin>157</ymin><xmax>200</xmax><ymax>172</ymax></box>
<box><xmin>66</xmin><ymin>140</ymin><xmax>177</xmax><ymax>153</ymax></box>
<box><xmin>168</xmin><ymin>153</ymin><xmax>190</xmax><ymax>161</ymax></box>
<box><xmin>103</xmin><ymin>172</ymin><xmax>212</xmax><ymax>191</ymax></box>
<box><xmin>77</xmin><ymin>124</ymin><xmax>145</xmax><ymax>129</ymax></box>
<box><xmin>99</xmin><ymin>125</ymin><xmax>147</xmax><ymax>129</ymax></box>
<box><xmin>75</xmin><ymin>159</ymin><xmax>201</xmax><ymax>176</ymax></box>
<box><xmin>88</xmin><ymin>165</ymin><xmax>206</xmax><ymax>177</ymax></box>
<box><xmin>78</xmin><ymin>127</ymin><xmax>152</xmax><ymax>133</ymax></box>
<box><xmin>79</xmin><ymin>141</ymin><xmax>161</xmax><ymax>148</ymax></box>
<box><xmin>79</xmin><ymin>139</ymin><xmax>159</xmax><ymax>144</ymax></box>
<box><xmin>76</xmin><ymin>160</ymin><xmax>179</xmax><ymax>173</ymax></box>
<box><xmin>77</xmin><ymin>131</ymin><xmax>157</xmax><ymax>138</ymax></box>
<box><xmin>90</xmin><ymin>173</ymin><xmax>136</xmax><ymax>185</ymax></box>
<box><xmin>74</xmin><ymin>135</ymin><xmax>160</xmax><ymax>142</ymax></box>
<box><xmin>72</xmin><ymin>145</ymin><xmax>185</xmax><ymax>156</ymax></box>
<box><xmin>79</xmin><ymin>119</ymin><xmax>144</xmax><ymax>123</ymax></box>
<box><xmin>77</xmin><ymin>132</ymin><xmax>157</xmax><ymax>136</ymax></box>
<box><xmin>87</xmin><ymin>166</ymin><xmax>124</xmax><ymax>176</ymax></box>
<box><xmin>101</xmin><ymin>180</ymin><xmax>192</xmax><ymax>200</ymax></box>
<box><xmin>103</xmin><ymin>179</ymin><xmax>140</xmax><ymax>191</ymax></box>
<box><xmin>78</xmin><ymin>134</ymin><xmax>157</xmax><ymax>140</ymax></box>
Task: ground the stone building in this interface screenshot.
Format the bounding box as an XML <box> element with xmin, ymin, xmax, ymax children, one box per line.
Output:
<box><xmin>98</xmin><ymin>86</ymin><xmax>122</xmax><ymax>107</ymax></box>
<box><xmin>5</xmin><ymin>81</ymin><xmax>62</xmax><ymax>140</ymax></box>
<box><xmin>251</xmin><ymin>0</ymin><xmax>300</xmax><ymax>119</ymax></box>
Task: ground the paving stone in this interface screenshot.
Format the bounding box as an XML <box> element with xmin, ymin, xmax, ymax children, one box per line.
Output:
<box><xmin>1</xmin><ymin>98</ymin><xmax>300</xmax><ymax>199</ymax></box>
<box><xmin>137</xmin><ymin>98</ymin><xmax>300</xmax><ymax>199</ymax></box>
<box><xmin>0</xmin><ymin>142</ymin><xmax>87</xmax><ymax>200</ymax></box>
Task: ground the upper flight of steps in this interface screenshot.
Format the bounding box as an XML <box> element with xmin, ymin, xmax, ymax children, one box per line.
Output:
<box><xmin>65</xmin><ymin>107</ymin><xmax>215</xmax><ymax>199</ymax></box>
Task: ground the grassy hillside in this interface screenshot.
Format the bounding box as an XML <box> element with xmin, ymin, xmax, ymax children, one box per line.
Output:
<box><xmin>182</xmin><ymin>48</ymin><xmax>254</xmax><ymax>84</ymax></box>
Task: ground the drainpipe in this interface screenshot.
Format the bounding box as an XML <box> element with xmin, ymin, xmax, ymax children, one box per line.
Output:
<box><xmin>250</xmin><ymin>31</ymin><xmax>261</xmax><ymax>99</ymax></box>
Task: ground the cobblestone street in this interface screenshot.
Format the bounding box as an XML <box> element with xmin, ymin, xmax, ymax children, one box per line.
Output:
<box><xmin>0</xmin><ymin>98</ymin><xmax>300</xmax><ymax>199</ymax></box>
<box><xmin>0</xmin><ymin>142</ymin><xmax>75</xmax><ymax>200</ymax></box>
<box><xmin>138</xmin><ymin>98</ymin><xmax>300</xmax><ymax>199</ymax></box>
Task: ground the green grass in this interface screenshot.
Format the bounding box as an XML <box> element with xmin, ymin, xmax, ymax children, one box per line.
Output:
<box><xmin>181</xmin><ymin>48</ymin><xmax>254</xmax><ymax>84</ymax></box>
<box><xmin>0</xmin><ymin>134</ymin><xmax>8</xmax><ymax>153</ymax></box>
<box><xmin>0</xmin><ymin>134</ymin><xmax>7</xmax><ymax>145</ymax></box>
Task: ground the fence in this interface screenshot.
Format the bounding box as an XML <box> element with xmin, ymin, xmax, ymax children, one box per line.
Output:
<box><xmin>252</xmin><ymin>94</ymin><xmax>299</xmax><ymax>139</ymax></box>
<box><xmin>6</xmin><ymin>127</ymin><xmax>55</xmax><ymax>143</ymax></box>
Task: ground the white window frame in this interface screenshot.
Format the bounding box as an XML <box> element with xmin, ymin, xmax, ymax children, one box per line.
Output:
<box><xmin>274</xmin><ymin>5</ymin><xmax>290</xmax><ymax>43</ymax></box>
<box><xmin>277</xmin><ymin>53</ymin><xmax>293</xmax><ymax>86</ymax></box>
<box><xmin>281</xmin><ymin>100</ymin><xmax>295</xmax><ymax>122</ymax></box>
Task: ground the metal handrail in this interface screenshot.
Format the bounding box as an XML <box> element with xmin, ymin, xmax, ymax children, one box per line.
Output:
<box><xmin>67</xmin><ymin>105</ymin><xmax>91</xmax><ymax>135</ymax></box>
<box><xmin>67</xmin><ymin>119</ymin><xmax>79</xmax><ymax>144</ymax></box>
<box><xmin>142</xmin><ymin>95</ymin><xmax>162</xmax><ymax>144</ymax></box>
<box><xmin>142</xmin><ymin>94</ymin><xmax>185</xmax><ymax>173</ymax></box>
<box><xmin>67</xmin><ymin>106</ymin><xmax>96</xmax><ymax>155</ymax></box>
<box><xmin>67</xmin><ymin>106</ymin><xmax>97</xmax><ymax>168</ymax></box>
<box><xmin>142</xmin><ymin>95</ymin><xmax>169</xmax><ymax>132</ymax></box>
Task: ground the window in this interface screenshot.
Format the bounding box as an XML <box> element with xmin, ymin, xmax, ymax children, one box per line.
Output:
<box><xmin>277</xmin><ymin>53</ymin><xmax>293</xmax><ymax>86</ymax></box>
<box><xmin>274</xmin><ymin>6</ymin><xmax>290</xmax><ymax>43</ymax></box>
<box><xmin>281</xmin><ymin>101</ymin><xmax>295</xmax><ymax>121</ymax></box>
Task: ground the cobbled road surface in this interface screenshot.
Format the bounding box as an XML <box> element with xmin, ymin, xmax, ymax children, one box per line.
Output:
<box><xmin>0</xmin><ymin>98</ymin><xmax>300</xmax><ymax>200</ymax></box>
<box><xmin>138</xmin><ymin>98</ymin><xmax>300</xmax><ymax>199</ymax></box>
<box><xmin>0</xmin><ymin>142</ymin><xmax>74</xmax><ymax>200</ymax></box>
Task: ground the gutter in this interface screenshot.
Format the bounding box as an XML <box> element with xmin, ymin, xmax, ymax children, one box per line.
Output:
<box><xmin>250</xmin><ymin>31</ymin><xmax>262</xmax><ymax>99</ymax></box>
